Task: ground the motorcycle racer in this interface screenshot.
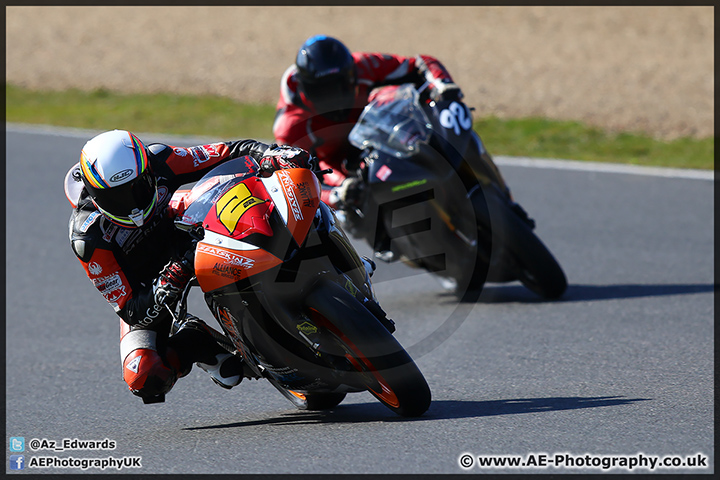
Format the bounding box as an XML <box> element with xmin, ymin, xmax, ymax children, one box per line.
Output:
<box><xmin>67</xmin><ymin>129</ymin><xmax>314</xmax><ymax>404</ymax></box>
<box><xmin>273</xmin><ymin>34</ymin><xmax>463</xmax><ymax>210</ymax></box>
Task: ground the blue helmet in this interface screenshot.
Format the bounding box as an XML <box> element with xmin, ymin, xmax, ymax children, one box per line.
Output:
<box><xmin>295</xmin><ymin>35</ymin><xmax>356</xmax><ymax>117</ymax></box>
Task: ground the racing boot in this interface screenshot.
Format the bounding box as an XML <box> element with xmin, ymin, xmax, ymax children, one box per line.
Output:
<box><xmin>173</xmin><ymin>315</ymin><xmax>254</xmax><ymax>389</ymax></box>
<box><xmin>328</xmin><ymin>176</ymin><xmax>364</xmax><ymax>211</ymax></box>
<box><xmin>361</xmin><ymin>256</ymin><xmax>376</xmax><ymax>278</ymax></box>
<box><xmin>196</xmin><ymin>352</ymin><xmax>244</xmax><ymax>390</ymax></box>
<box><xmin>372</xmin><ymin>232</ymin><xmax>396</xmax><ymax>263</ymax></box>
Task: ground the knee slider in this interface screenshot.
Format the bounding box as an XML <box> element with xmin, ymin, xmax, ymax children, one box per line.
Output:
<box><xmin>121</xmin><ymin>330</ymin><xmax>180</xmax><ymax>400</ymax></box>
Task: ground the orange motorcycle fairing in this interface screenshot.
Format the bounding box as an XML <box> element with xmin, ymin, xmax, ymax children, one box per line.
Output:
<box><xmin>193</xmin><ymin>169</ymin><xmax>320</xmax><ymax>293</ymax></box>
<box><xmin>261</xmin><ymin>168</ymin><xmax>321</xmax><ymax>247</ymax></box>
<box><xmin>194</xmin><ymin>233</ymin><xmax>283</xmax><ymax>292</ymax></box>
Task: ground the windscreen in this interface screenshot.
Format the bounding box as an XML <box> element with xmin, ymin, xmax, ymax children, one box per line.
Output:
<box><xmin>175</xmin><ymin>157</ymin><xmax>259</xmax><ymax>229</ymax></box>
<box><xmin>348</xmin><ymin>84</ymin><xmax>432</xmax><ymax>158</ymax></box>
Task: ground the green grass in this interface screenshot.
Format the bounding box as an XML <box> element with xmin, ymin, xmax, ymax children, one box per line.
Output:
<box><xmin>6</xmin><ymin>84</ymin><xmax>713</xmax><ymax>170</ymax></box>
<box><xmin>475</xmin><ymin>116</ymin><xmax>714</xmax><ymax>170</ymax></box>
<box><xmin>5</xmin><ymin>84</ymin><xmax>275</xmax><ymax>140</ymax></box>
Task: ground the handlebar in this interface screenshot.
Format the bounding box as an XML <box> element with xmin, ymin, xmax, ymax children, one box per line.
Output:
<box><xmin>315</xmin><ymin>168</ymin><xmax>333</xmax><ymax>179</ymax></box>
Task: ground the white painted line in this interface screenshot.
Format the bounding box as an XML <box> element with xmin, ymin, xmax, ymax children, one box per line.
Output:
<box><xmin>5</xmin><ymin>122</ymin><xmax>102</xmax><ymax>138</ymax></box>
<box><xmin>4</xmin><ymin>122</ymin><xmax>231</xmax><ymax>145</ymax></box>
<box><xmin>494</xmin><ymin>156</ymin><xmax>713</xmax><ymax>180</ymax></box>
<box><xmin>6</xmin><ymin>122</ymin><xmax>713</xmax><ymax>180</ymax></box>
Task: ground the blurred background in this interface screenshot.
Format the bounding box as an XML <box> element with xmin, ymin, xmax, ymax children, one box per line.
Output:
<box><xmin>6</xmin><ymin>6</ymin><xmax>713</xmax><ymax>140</ymax></box>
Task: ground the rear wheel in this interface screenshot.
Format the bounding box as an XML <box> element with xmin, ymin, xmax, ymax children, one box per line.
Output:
<box><xmin>306</xmin><ymin>279</ymin><xmax>431</xmax><ymax>417</ymax></box>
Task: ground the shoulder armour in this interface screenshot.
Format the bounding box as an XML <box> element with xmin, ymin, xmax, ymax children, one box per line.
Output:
<box><xmin>69</xmin><ymin>206</ymin><xmax>105</xmax><ymax>262</ymax></box>
<box><xmin>148</xmin><ymin>143</ymin><xmax>172</xmax><ymax>160</ymax></box>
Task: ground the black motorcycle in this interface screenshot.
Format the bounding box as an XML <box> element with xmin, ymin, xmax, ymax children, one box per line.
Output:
<box><xmin>340</xmin><ymin>83</ymin><xmax>567</xmax><ymax>300</ymax></box>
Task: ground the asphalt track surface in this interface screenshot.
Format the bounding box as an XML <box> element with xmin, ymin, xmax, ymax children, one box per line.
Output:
<box><xmin>5</xmin><ymin>125</ymin><xmax>714</xmax><ymax>475</ymax></box>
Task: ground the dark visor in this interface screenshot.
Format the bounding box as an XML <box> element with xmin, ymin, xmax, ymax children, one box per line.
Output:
<box><xmin>90</xmin><ymin>170</ymin><xmax>157</xmax><ymax>218</ymax></box>
<box><xmin>302</xmin><ymin>75</ymin><xmax>355</xmax><ymax>114</ymax></box>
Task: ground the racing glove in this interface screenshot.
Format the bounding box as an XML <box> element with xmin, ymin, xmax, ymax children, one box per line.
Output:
<box><xmin>429</xmin><ymin>80</ymin><xmax>464</xmax><ymax>103</ymax></box>
<box><xmin>415</xmin><ymin>54</ymin><xmax>464</xmax><ymax>103</ymax></box>
<box><xmin>153</xmin><ymin>252</ymin><xmax>194</xmax><ymax>306</ymax></box>
<box><xmin>259</xmin><ymin>145</ymin><xmax>316</xmax><ymax>172</ymax></box>
<box><xmin>328</xmin><ymin>176</ymin><xmax>365</xmax><ymax>210</ymax></box>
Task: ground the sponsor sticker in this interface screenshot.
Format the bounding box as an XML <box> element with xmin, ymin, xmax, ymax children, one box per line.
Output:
<box><xmin>103</xmin><ymin>224</ymin><xmax>118</xmax><ymax>243</ymax></box>
<box><xmin>212</xmin><ymin>263</ymin><xmax>251</xmax><ymax>280</ymax></box>
<box><xmin>376</xmin><ymin>164</ymin><xmax>393</xmax><ymax>181</ymax></box>
<box><xmin>125</xmin><ymin>356</ymin><xmax>141</xmax><ymax>373</ymax></box>
<box><xmin>88</xmin><ymin>262</ymin><xmax>103</xmax><ymax>275</ymax></box>
<box><xmin>92</xmin><ymin>272</ymin><xmax>128</xmax><ymax>305</ymax></box>
<box><xmin>190</xmin><ymin>146</ymin><xmax>209</xmax><ymax>166</ymax></box>
<box><xmin>114</xmin><ymin>227</ymin><xmax>131</xmax><ymax>247</ymax></box>
<box><xmin>278</xmin><ymin>171</ymin><xmax>303</xmax><ymax>221</ymax></box>
<box><xmin>81</xmin><ymin>211</ymin><xmax>102</xmax><ymax>233</ymax></box>
<box><xmin>109</xmin><ymin>169</ymin><xmax>133</xmax><ymax>183</ymax></box>
<box><xmin>215</xmin><ymin>183</ymin><xmax>265</xmax><ymax>234</ymax></box>
<box><xmin>190</xmin><ymin>144</ymin><xmax>222</xmax><ymax>167</ymax></box>
<box><xmin>198</xmin><ymin>244</ymin><xmax>254</xmax><ymax>268</ymax></box>
<box><xmin>157</xmin><ymin>185</ymin><xmax>169</xmax><ymax>203</ymax></box>
<box><xmin>297</xmin><ymin>321</ymin><xmax>318</xmax><ymax>335</ymax></box>
<box><xmin>296</xmin><ymin>181</ymin><xmax>315</xmax><ymax>208</ymax></box>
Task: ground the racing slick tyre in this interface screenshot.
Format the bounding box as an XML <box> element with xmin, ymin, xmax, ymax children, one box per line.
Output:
<box><xmin>305</xmin><ymin>279</ymin><xmax>432</xmax><ymax>417</ymax></box>
<box><xmin>482</xmin><ymin>191</ymin><xmax>567</xmax><ymax>299</ymax></box>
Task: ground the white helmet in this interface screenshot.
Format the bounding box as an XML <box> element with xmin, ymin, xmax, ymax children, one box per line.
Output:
<box><xmin>79</xmin><ymin>130</ymin><xmax>157</xmax><ymax>227</ymax></box>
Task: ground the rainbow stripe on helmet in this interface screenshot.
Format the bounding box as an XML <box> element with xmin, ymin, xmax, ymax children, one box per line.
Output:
<box><xmin>79</xmin><ymin>151</ymin><xmax>110</xmax><ymax>189</ymax></box>
<box><xmin>79</xmin><ymin>131</ymin><xmax>148</xmax><ymax>189</ymax></box>
<box><xmin>128</xmin><ymin>132</ymin><xmax>149</xmax><ymax>176</ymax></box>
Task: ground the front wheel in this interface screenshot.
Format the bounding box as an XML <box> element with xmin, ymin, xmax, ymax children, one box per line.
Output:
<box><xmin>305</xmin><ymin>279</ymin><xmax>431</xmax><ymax>417</ymax></box>
<box><xmin>475</xmin><ymin>190</ymin><xmax>567</xmax><ymax>299</ymax></box>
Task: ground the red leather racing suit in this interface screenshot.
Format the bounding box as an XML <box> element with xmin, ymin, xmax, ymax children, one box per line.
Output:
<box><xmin>273</xmin><ymin>52</ymin><xmax>456</xmax><ymax>201</ymax></box>
<box><xmin>68</xmin><ymin>139</ymin><xmax>270</xmax><ymax>400</ymax></box>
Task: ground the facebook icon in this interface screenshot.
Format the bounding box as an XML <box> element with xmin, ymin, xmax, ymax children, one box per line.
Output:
<box><xmin>10</xmin><ymin>455</ymin><xmax>25</xmax><ymax>470</ymax></box>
